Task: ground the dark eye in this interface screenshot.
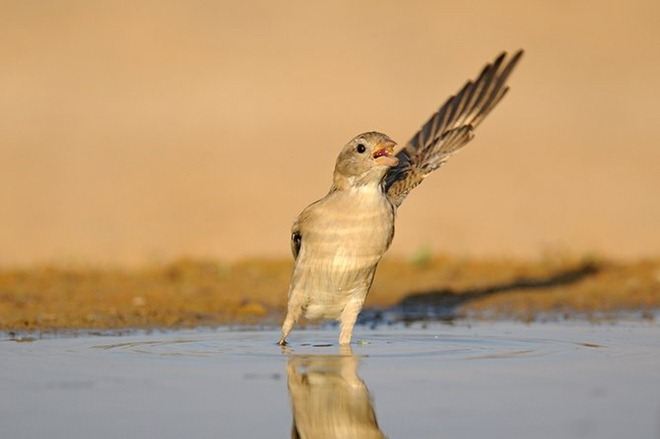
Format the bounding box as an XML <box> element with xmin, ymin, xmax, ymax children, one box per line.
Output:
<box><xmin>356</xmin><ymin>144</ymin><xmax>366</xmax><ymax>153</ymax></box>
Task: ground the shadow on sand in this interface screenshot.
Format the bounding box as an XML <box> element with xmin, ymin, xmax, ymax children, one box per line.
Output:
<box><xmin>371</xmin><ymin>261</ymin><xmax>600</xmax><ymax>323</ymax></box>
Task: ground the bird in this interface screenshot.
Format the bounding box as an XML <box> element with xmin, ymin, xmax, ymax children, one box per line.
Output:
<box><xmin>278</xmin><ymin>50</ymin><xmax>524</xmax><ymax>346</ymax></box>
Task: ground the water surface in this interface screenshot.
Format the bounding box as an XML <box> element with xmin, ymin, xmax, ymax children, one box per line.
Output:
<box><xmin>2</xmin><ymin>322</ymin><xmax>659</xmax><ymax>438</ymax></box>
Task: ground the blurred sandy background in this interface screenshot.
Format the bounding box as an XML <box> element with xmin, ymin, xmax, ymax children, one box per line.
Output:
<box><xmin>1</xmin><ymin>0</ymin><xmax>659</xmax><ymax>267</ymax></box>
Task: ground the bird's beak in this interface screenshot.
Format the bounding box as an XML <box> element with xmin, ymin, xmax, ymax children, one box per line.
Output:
<box><xmin>373</xmin><ymin>139</ymin><xmax>399</xmax><ymax>167</ymax></box>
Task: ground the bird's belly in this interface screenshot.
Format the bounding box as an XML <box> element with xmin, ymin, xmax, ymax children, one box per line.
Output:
<box><xmin>295</xmin><ymin>207</ymin><xmax>394</xmax><ymax>320</ymax></box>
<box><xmin>300</xmin><ymin>256</ymin><xmax>378</xmax><ymax>320</ymax></box>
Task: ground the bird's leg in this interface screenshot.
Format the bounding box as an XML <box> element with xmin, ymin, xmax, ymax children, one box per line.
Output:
<box><xmin>278</xmin><ymin>298</ymin><xmax>303</xmax><ymax>345</ymax></box>
<box><xmin>278</xmin><ymin>315</ymin><xmax>294</xmax><ymax>345</ymax></box>
<box><xmin>278</xmin><ymin>327</ymin><xmax>291</xmax><ymax>345</ymax></box>
<box><xmin>338</xmin><ymin>299</ymin><xmax>362</xmax><ymax>345</ymax></box>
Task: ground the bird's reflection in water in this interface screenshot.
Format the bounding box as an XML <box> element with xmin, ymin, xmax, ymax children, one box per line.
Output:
<box><xmin>286</xmin><ymin>346</ymin><xmax>386</xmax><ymax>439</ymax></box>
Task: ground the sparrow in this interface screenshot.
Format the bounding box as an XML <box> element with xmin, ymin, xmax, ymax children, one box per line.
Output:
<box><xmin>278</xmin><ymin>50</ymin><xmax>524</xmax><ymax>345</ymax></box>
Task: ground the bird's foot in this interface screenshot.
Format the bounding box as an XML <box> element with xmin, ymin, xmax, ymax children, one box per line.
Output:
<box><xmin>277</xmin><ymin>338</ymin><xmax>288</xmax><ymax>346</ymax></box>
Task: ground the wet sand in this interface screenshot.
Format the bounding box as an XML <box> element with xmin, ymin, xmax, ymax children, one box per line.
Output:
<box><xmin>2</xmin><ymin>321</ymin><xmax>659</xmax><ymax>438</ymax></box>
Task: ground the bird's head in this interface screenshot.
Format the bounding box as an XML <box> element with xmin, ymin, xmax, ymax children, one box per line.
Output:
<box><xmin>333</xmin><ymin>132</ymin><xmax>398</xmax><ymax>189</ymax></box>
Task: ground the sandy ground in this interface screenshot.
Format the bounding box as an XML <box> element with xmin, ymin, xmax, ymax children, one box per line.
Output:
<box><xmin>2</xmin><ymin>322</ymin><xmax>659</xmax><ymax>439</ymax></box>
<box><xmin>1</xmin><ymin>256</ymin><xmax>659</xmax><ymax>332</ymax></box>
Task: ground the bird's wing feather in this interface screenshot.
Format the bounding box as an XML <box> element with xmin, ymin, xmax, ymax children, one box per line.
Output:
<box><xmin>291</xmin><ymin>221</ymin><xmax>302</xmax><ymax>260</ymax></box>
<box><xmin>385</xmin><ymin>50</ymin><xmax>523</xmax><ymax>207</ymax></box>
<box><xmin>289</xmin><ymin>198</ymin><xmax>322</xmax><ymax>260</ymax></box>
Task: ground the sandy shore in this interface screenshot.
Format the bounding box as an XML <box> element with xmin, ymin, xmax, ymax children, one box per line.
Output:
<box><xmin>1</xmin><ymin>255</ymin><xmax>659</xmax><ymax>332</ymax></box>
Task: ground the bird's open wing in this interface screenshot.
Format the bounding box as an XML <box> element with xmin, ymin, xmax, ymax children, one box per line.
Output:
<box><xmin>384</xmin><ymin>50</ymin><xmax>523</xmax><ymax>207</ymax></box>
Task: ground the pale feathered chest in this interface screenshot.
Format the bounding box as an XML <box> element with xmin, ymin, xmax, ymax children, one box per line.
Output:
<box><xmin>292</xmin><ymin>186</ymin><xmax>395</xmax><ymax>318</ymax></box>
<box><xmin>298</xmin><ymin>186</ymin><xmax>395</xmax><ymax>262</ymax></box>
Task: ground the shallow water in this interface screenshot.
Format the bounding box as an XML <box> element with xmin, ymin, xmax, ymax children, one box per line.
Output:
<box><xmin>2</xmin><ymin>322</ymin><xmax>660</xmax><ymax>438</ymax></box>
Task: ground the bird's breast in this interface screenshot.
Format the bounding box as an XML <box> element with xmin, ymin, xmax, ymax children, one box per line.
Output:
<box><xmin>291</xmin><ymin>187</ymin><xmax>395</xmax><ymax>318</ymax></box>
<box><xmin>302</xmin><ymin>188</ymin><xmax>395</xmax><ymax>266</ymax></box>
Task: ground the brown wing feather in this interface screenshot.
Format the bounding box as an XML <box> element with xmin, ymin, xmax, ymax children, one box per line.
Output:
<box><xmin>385</xmin><ymin>50</ymin><xmax>523</xmax><ymax>207</ymax></box>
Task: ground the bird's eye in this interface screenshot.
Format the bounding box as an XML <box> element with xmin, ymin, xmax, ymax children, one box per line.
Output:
<box><xmin>356</xmin><ymin>144</ymin><xmax>366</xmax><ymax>153</ymax></box>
